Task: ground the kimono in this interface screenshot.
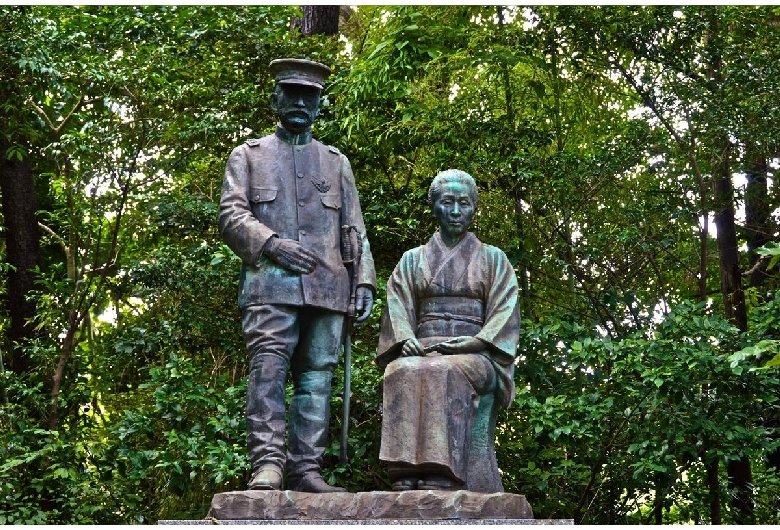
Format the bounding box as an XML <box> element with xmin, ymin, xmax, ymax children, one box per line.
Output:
<box><xmin>376</xmin><ymin>231</ymin><xmax>520</xmax><ymax>486</ymax></box>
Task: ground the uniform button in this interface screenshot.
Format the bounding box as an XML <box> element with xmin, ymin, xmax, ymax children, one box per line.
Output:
<box><xmin>298</xmin><ymin>201</ymin><xmax>305</xmax><ymax>207</ymax></box>
<box><xmin>300</xmin><ymin>230</ymin><xmax>307</xmax><ymax>236</ymax></box>
<box><xmin>297</xmin><ymin>172</ymin><xmax>304</xmax><ymax>178</ymax></box>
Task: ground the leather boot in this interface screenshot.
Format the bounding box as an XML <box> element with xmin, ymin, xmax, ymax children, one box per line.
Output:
<box><xmin>292</xmin><ymin>473</ymin><xmax>346</xmax><ymax>493</ymax></box>
<box><xmin>248</xmin><ymin>465</ymin><xmax>283</xmax><ymax>490</ymax></box>
<box><xmin>286</xmin><ymin>370</ymin><xmax>343</xmax><ymax>492</ymax></box>
<box><xmin>245</xmin><ymin>354</ymin><xmax>288</xmax><ymax>481</ymax></box>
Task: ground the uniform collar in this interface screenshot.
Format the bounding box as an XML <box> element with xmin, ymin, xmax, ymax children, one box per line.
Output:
<box><xmin>275</xmin><ymin>125</ymin><xmax>312</xmax><ymax>145</ymax></box>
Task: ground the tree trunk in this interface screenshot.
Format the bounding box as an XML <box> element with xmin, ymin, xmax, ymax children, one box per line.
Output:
<box><xmin>48</xmin><ymin>313</ymin><xmax>78</xmax><ymax>430</ymax></box>
<box><xmin>743</xmin><ymin>142</ymin><xmax>780</xmax><ymax>503</ymax></box>
<box><xmin>705</xmin><ymin>458</ymin><xmax>721</xmax><ymax>524</ymax></box>
<box><xmin>712</xmin><ymin>149</ymin><xmax>747</xmax><ymax>331</ymax></box>
<box><xmin>726</xmin><ymin>457</ymin><xmax>754</xmax><ymax>523</ymax></box>
<box><xmin>653</xmin><ymin>473</ymin><xmax>664</xmax><ymax>524</ymax></box>
<box><xmin>300</xmin><ymin>5</ymin><xmax>341</xmax><ymax>36</ymax></box>
<box><xmin>705</xmin><ymin>10</ymin><xmax>753</xmax><ymax>519</ymax></box>
<box><xmin>744</xmin><ymin>144</ymin><xmax>770</xmax><ymax>288</ymax></box>
<box><xmin>711</xmin><ymin>143</ymin><xmax>754</xmax><ymax>522</ymax></box>
<box><xmin>0</xmin><ymin>89</ymin><xmax>42</xmax><ymax>376</ymax></box>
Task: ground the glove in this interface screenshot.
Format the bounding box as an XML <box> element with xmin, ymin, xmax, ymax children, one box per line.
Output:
<box><xmin>263</xmin><ymin>237</ymin><xmax>317</xmax><ymax>274</ymax></box>
<box><xmin>354</xmin><ymin>286</ymin><xmax>374</xmax><ymax>322</ymax></box>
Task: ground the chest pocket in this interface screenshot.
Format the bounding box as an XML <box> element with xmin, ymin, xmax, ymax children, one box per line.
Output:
<box><xmin>250</xmin><ymin>187</ymin><xmax>277</xmax><ymax>203</ymax></box>
<box><xmin>249</xmin><ymin>187</ymin><xmax>277</xmax><ymax>219</ymax></box>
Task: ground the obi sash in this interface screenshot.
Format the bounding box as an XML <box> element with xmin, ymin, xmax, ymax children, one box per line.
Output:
<box><xmin>416</xmin><ymin>295</ymin><xmax>485</xmax><ymax>346</ymax></box>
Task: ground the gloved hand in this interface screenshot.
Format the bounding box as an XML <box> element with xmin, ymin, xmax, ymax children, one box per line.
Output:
<box><xmin>354</xmin><ymin>286</ymin><xmax>374</xmax><ymax>323</ymax></box>
<box><xmin>263</xmin><ymin>237</ymin><xmax>317</xmax><ymax>274</ymax></box>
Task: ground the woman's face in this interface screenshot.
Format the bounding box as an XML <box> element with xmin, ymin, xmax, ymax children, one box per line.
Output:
<box><xmin>433</xmin><ymin>180</ymin><xmax>475</xmax><ymax>241</ymax></box>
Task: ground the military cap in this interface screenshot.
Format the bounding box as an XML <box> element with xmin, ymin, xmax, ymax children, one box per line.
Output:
<box><xmin>269</xmin><ymin>58</ymin><xmax>332</xmax><ymax>89</ymax></box>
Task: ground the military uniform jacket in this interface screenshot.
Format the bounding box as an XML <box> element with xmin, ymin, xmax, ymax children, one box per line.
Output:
<box><xmin>219</xmin><ymin>127</ymin><xmax>376</xmax><ymax>312</ymax></box>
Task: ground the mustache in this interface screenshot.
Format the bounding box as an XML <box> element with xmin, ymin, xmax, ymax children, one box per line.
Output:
<box><xmin>281</xmin><ymin>109</ymin><xmax>313</xmax><ymax>118</ymax></box>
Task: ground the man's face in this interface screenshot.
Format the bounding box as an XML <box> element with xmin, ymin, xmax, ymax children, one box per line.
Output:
<box><xmin>272</xmin><ymin>83</ymin><xmax>321</xmax><ymax>133</ymax></box>
<box><xmin>433</xmin><ymin>180</ymin><xmax>475</xmax><ymax>241</ymax></box>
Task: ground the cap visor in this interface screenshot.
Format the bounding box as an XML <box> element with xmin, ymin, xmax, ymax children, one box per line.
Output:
<box><xmin>277</xmin><ymin>79</ymin><xmax>323</xmax><ymax>89</ymax></box>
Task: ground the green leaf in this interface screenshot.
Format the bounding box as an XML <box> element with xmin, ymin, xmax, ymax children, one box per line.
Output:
<box><xmin>763</xmin><ymin>353</ymin><xmax>780</xmax><ymax>369</ymax></box>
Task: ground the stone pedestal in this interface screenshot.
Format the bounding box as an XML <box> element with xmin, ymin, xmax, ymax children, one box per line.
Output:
<box><xmin>206</xmin><ymin>490</ymin><xmax>534</xmax><ymax>522</ymax></box>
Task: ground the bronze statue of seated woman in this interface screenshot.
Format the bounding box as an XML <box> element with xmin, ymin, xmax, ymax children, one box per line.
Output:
<box><xmin>376</xmin><ymin>169</ymin><xmax>520</xmax><ymax>493</ymax></box>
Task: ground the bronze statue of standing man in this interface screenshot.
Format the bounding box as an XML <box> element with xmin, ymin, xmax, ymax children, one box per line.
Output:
<box><xmin>219</xmin><ymin>59</ymin><xmax>376</xmax><ymax>493</ymax></box>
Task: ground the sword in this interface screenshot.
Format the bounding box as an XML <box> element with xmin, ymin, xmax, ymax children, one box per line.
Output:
<box><xmin>340</xmin><ymin>225</ymin><xmax>363</xmax><ymax>464</ymax></box>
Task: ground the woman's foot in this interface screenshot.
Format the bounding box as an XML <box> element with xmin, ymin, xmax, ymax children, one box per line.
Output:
<box><xmin>418</xmin><ymin>475</ymin><xmax>461</xmax><ymax>491</ymax></box>
<box><xmin>391</xmin><ymin>477</ymin><xmax>419</xmax><ymax>491</ymax></box>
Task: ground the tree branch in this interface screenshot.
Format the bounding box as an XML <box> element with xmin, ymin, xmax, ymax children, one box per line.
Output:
<box><xmin>26</xmin><ymin>82</ymin><xmax>89</xmax><ymax>137</ymax></box>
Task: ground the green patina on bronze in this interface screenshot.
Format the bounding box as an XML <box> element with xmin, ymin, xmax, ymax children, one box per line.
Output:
<box><xmin>377</xmin><ymin>169</ymin><xmax>521</xmax><ymax>493</ymax></box>
<box><xmin>219</xmin><ymin>58</ymin><xmax>376</xmax><ymax>494</ymax></box>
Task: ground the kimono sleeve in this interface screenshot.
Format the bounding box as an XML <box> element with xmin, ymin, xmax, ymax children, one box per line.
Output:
<box><xmin>474</xmin><ymin>246</ymin><xmax>521</xmax><ymax>367</ymax></box>
<box><xmin>376</xmin><ymin>248</ymin><xmax>421</xmax><ymax>369</ymax></box>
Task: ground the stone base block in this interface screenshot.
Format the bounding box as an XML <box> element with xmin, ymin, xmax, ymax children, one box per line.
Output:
<box><xmin>161</xmin><ymin>518</ymin><xmax>573</xmax><ymax>525</ymax></box>
<box><xmin>206</xmin><ymin>490</ymin><xmax>534</xmax><ymax>522</ymax></box>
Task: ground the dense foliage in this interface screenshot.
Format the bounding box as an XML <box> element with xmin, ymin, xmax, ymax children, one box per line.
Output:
<box><xmin>2</xmin><ymin>5</ymin><xmax>780</xmax><ymax>524</ymax></box>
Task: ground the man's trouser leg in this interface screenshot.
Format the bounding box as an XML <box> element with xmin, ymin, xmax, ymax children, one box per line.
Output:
<box><xmin>286</xmin><ymin>307</ymin><xmax>344</xmax><ymax>490</ymax></box>
<box><xmin>242</xmin><ymin>305</ymin><xmax>299</xmax><ymax>484</ymax></box>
